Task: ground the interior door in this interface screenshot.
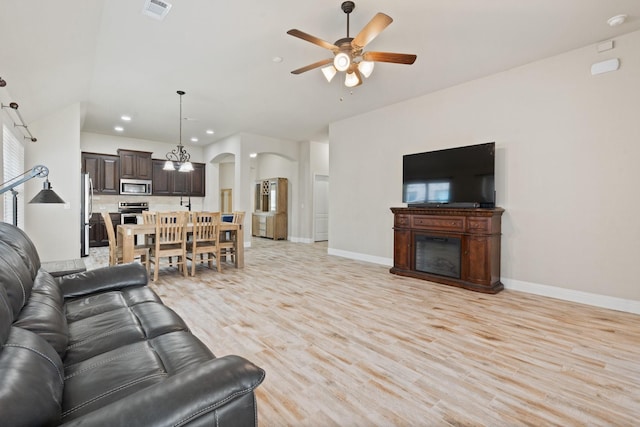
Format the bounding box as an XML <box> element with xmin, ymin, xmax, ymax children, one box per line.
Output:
<box><xmin>313</xmin><ymin>174</ymin><xmax>329</xmax><ymax>242</ymax></box>
<box><xmin>220</xmin><ymin>188</ymin><xmax>232</xmax><ymax>213</ymax></box>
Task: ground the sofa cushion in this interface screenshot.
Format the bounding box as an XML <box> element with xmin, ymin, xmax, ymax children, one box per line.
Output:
<box><xmin>150</xmin><ymin>331</ymin><xmax>216</xmax><ymax>373</ymax></box>
<box><xmin>13</xmin><ymin>269</ymin><xmax>69</xmax><ymax>358</ymax></box>
<box><xmin>61</xmin><ymin>332</ymin><xmax>216</xmax><ymax>423</ymax></box>
<box><xmin>64</xmin><ymin>299</ymin><xmax>189</xmax><ymax>365</ymax></box>
<box><xmin>64</xmin><ymin>286</ymin><xmax>161</xmax><ymax>322</ymax></box>
<box><xmin>0</xmin><ymin>241</ymin><xmax>34</xmax><ymax>319</ymax></box>
<box><xmin>65</xmin><ymin>307</ymin><xmax>147</xmax><ymax>366</ymax></box>
<box><xmin>62</xmin><ymin>341</ymin><xmax>168</xmax><ymax>422</ymax></box>
<box><xmin>0</xmin><ymin>327</ymin><xmax>64</xmax><ymax>427</ymax></box>
<box><xmin>131</xmin><ymin>302</ymin><xmax>189</xmax><ymax>339</ymax></box>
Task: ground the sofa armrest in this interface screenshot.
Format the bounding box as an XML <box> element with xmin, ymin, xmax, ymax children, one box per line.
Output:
<box><xmin>58</xmin><ymin>263</ymin><xmax>148</xmax><ymax>299</ymax></box>
<box><xmin>60</xmin><ymin>355</ymin><xmax>266</xmax><ymax>427</ymax></box>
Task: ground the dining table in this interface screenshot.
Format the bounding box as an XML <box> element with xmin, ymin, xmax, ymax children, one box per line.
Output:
<box><xmin>117</xmin><ymin>222</ymin><xmax>244</xmax><ymax>268</ymax></box>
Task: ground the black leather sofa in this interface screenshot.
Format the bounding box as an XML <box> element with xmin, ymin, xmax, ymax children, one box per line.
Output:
<box><xmin>0</xmin><ymin>222</ymin><xmax>265</xmax><ymax>426</ymax></box>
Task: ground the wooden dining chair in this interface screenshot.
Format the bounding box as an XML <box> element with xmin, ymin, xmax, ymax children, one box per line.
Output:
<box><xmin>149</xmin><ymin>211</ymin><xmax>188</xmax><ymax>281</ymax></box>
<box><xmin>101</xmin><ymin>212</ymin><xmax>150</xmax><ymax>275</ymax></box>
<box><xmin>219</xmin><ymin>211</ymin><xmax>244</xmax><ymax>264</ymax></box>
<box><xmin>142</xmin><ymin>211</ymin><xmax>157</xmax><ymax>246</ymax></box>
<box><xmin>186</xmin><ymin>211</ymin><xmax>222</xmax><ymax>276</ymax></box>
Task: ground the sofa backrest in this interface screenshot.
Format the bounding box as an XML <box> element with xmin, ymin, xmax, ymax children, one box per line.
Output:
<box><xmin>0</xmin><ymin>223</ymin><xmax>69</xmax><ymax>358</ymax></box>
<box><xmin>0</xmin><ymin>223</ymin><xmax>65</xmax><ymax>426</ymax></box>
<box><xmin>0</xmin><ymin>240</ymin><xmax>35</xmax><ymax>320</ymax></box>
<box><xmin>0</xmin><ymin>221</ymin><xmax>41</xmax><ymax>278</ymax></box>
<box><xmin>0</xmin><ymin>285</ymin><xmax>12</xmax><ymax>348</ymax></box>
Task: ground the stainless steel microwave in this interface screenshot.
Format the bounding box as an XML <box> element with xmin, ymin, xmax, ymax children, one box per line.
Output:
<box><xmin>120</xmin><ymin>179</ymin><xmax>152</xmax><ymax>195</ymax></box>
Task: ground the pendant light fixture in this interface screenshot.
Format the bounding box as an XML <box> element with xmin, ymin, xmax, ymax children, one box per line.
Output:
<box><xmin>163</xmin><ymin>90</ymin><xmax>193</xmax><ymax>172</ymax></box>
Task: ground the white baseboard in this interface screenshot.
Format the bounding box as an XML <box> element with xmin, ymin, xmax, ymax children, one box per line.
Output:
<box><xmin>328</xmin><ymin>248</ymin><xmax>393</xmax><ymax>267</ymax></box>
<box><xmin>327</xmin><ymin>248</ymin><xmax>640</xmax><ymax>315</ymax></box>
<box><xmin>289</xmin><ymin>236</ymin><xmax>314</xmax><ymax>244</ymax></box>
<box><xmin>502</xmin><ymin>278</ymin><xmax>640</xmax><ymax>315</ymax></box>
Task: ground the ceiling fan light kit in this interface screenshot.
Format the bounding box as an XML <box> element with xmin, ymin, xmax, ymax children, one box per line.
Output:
<box><xmin>358</xmin><ymin>60</ymin><xmax>374</xmax><ymax>78</ymax></box>
<box><xmin>344</xmin><ymin>70</ymin><xmax>362</xmax><ymax>88</ymax></box>
<box><xmin>321</xmin><ymin>66</ymin><xmax>338</xmax><ymax>82</ymax></box>
<box><xmin>334</xmin><ymin>52</ymin><xmax>351</xmax><ymax>72</ymax></box>
<box><xmin>287</xmin><ymin>1</ymin><xmax>416</xmax><ymax>88</ymax></box>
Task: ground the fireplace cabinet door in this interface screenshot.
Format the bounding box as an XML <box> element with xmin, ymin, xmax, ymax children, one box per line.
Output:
<box><xmin>462</xmin><ymin>236</ymin><xmax>492</xmax><ymax>286</ymax></box>
<box><xmin>393</xmin><ymin>229</ymin><xmax>411</xmax><ymax>270</ymax></box>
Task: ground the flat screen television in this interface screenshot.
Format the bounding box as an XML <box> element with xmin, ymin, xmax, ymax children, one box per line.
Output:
<box><xmin>402</xmin><ymin>142</ymin><xmax>495</xmax><ymax>208</ymax></box>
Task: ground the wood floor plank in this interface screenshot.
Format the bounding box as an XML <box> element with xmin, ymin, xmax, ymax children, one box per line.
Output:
<box><xmin>87</xmin><ymin>238</ymin><xmax>640</xmax><ymax>426</ymax></box>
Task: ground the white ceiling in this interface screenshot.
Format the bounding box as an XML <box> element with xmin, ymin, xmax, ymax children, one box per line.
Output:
<box><xmin>1</xmin><ymin>0</ymin><xmax>639</xmax><ymax>146</ymax></box>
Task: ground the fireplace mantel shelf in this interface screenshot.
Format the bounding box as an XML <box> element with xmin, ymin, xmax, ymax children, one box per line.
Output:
<box><xmin>390</xmin><ymin>207</ymin><xmax>504</xmax><ymax>293</ymax></box>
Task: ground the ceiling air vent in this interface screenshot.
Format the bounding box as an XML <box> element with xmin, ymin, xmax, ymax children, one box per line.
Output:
<box><xmin>142</xmin><ymin>0</ymin><xmax>172</xmax><ymax>20</ymax></box>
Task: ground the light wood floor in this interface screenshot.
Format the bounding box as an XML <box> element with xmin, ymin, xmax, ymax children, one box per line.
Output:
<box><xmin>88</xmin><ymin>239</ymin><xmax>640</xmax><ymax>426</ymax></box>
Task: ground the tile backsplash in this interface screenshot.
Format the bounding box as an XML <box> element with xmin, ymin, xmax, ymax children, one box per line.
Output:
<box><xmin>92</xmin><ymin>195</ymin><xmax>204</xmax><ymax>213</ymax></box>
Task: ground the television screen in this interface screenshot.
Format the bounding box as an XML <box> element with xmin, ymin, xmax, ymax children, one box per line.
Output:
<box><xmin>403</xmin><ymin>142</ymin><xmax>495</xmax><ymax>208</ymax></box>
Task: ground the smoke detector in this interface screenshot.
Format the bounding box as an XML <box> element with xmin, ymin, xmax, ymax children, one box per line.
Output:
<box><xmin>142</xmin><ymin>0</ymin><xmax>172</xmax><ymax>21</ymax></box>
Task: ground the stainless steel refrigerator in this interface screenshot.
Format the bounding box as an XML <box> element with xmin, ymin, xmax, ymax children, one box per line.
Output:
<box><xmin>80</xmin><ymin>173</ymin><xmax>93</xmax><ymax>257</ymax></box>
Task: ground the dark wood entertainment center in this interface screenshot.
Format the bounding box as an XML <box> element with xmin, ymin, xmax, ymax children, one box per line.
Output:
<box><xmin>390</xmin><ymin>207</ymin><xmax>504</xmax><ymax>293</ymax></box>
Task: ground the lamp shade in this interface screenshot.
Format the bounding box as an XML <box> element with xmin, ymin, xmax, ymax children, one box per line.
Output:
<box><xmin>163</xmin><ymin>160</ymin><xmax>176</xmax><ymax>171</ymax></box>
<box><xmin>344</xmin><ymin>70</ymin><xmax>362</xmax><ymax>88</ymax></box>
<box><xmin>29</xmin><ymin>180</ymin><xmax>65</xmax><ymax>204</ymax></box>
<box><xmin>178</xmin><ymin>161</ymin><xmax>194</xmax><ymax>172</ymax></box>
<box><xmin>321</xmin><ymin>65</ymin><xmax>337</xmax><ymax>83</ymax></box>
<box><xmin>358</xmin><ymin>61</ymin><xmax>375</xmax><ymax>78</ymax></box>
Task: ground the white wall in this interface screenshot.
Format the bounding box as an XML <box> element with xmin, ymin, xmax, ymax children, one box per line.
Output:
<box><xmin>219</xmin><ymin>162</ymin><xmax>234</xmax><ymax>189</ymax></box>
<box><xmin>24</xmin><ymin>103</ymin><xmax>81</xmax><ymax>261</ymax></box>
<box><xmin>205</xmin><ymin>132</ymin><xmax>302</xmax><ymax>244</ymax></box>
<box><xmin>311</xmin><ymin>141</ymin><xmax>329</xmax><ymax>176</ymax></box>
<box><xmin>329</xmin><ymin>30</ymin><xmax>640</xmax><ymax>307</ymax></box>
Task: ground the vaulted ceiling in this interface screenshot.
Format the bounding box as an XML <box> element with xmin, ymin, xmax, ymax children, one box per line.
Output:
<box><xmin>1</xmin><ymin>0</ymin><xmax>639</xmax><ymax>146</ymax></box>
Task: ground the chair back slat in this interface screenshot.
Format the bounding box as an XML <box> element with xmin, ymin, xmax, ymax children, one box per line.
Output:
<box><xmin>101</xmin><ymin>212</ymin><xmax>117</xmax><ymax>265</ymax></box>
<box><xmin>232</xmin><ymin>211</ymin><xmax>245</xmax><ymax>225</ymax></box>
<box><xmin>142</xmin><ymin>211</ymin><xmax>156</xmax><ymax>225</ymax></box>
<box><xmin>193</xmin><ymin>211</ymin><xmax>221</xmax><ymax>242</ymax></box>
<box><xmin>156</xmin><ymin>212</ymin><xmax>188</xmax><ymax>244</ymax></box>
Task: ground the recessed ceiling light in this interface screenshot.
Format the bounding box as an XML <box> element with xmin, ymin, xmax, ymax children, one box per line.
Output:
<box><xmin>121</xmin><ymin>115</ymin><xmax>132</xmax><ymax>121</ymax></box>
<box><xmin>206</xmin><ymin>129</ymin><xmax>215</xmax><ymax>135</ymax></box>
<box><xmin>191</xmin><ymin>137</ymin><xmax>198</xmax><ymax>142</ymax></box>
<box><xmin>114</xmin><ymin>126</ymin><xmax>124</xmax><ymax>132</ymax></box>
<box><xmin>249</xmin><ymin>153</ymin><xmax>258</xmax><ymax>158</ymax></box>
<box><xmin>607</xmin><ymin>14</ymin><xmax>627</xmax><ymax>27</ymax></box>
<box><xmin>272</xmin><ymin>56</ymin><xmax>283</xmax><ymax>63</ymax></box>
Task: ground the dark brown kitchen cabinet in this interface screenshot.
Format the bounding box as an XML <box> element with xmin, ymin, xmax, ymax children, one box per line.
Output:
<box><xmin>151</xmin><ymin>160</ymin><xmax>172</xmax><ymax>195</ymax></box>
<box><xmin>151</xmin><ymin>160</ymin><xmax>205</xmax><ymax>197</ymax></box>
<box><xmin>118</xmin><ymin>149</ymin><xmax>152</xmax><ymax>180</ymax></box>
<box><xmin>88</xmin><ymin>212</ymin><xmax>120</xmax><ymax>247</ymax></box>
<box><xmin>190</xmin><ymin>163</ymin><xmax>205</xmax><ymax>197</ymax></box>
<box><xmin>81</xmin><ymin>152</ymin><xmax>120</xmax><ymax>195</ymax></box>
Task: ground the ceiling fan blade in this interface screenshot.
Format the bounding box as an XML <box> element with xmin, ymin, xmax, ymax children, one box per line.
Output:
<box><xmin>287</xmin><ymin>29</ymin><xmax>339</xmax><ymax>51</ymax></box>
<box><xmin>291</xmin><ymin>58</ymin><xmax>334</xmax><ymax>75</ymax></box>
<box><xmin>363</xmin><ymin>51</ymin><xmax>417</xmax><ymax>65</ymax></box>
<box><xmin>352</xmin><ymin>13</ymin><xmax>393</xmax><ymax>49</ymax></box>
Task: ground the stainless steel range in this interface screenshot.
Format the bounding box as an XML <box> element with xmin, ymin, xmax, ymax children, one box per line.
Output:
<box><xmin>118</xmin><ymin>201</ymin><xmax>149</xmax><ymax>225</ymax></box>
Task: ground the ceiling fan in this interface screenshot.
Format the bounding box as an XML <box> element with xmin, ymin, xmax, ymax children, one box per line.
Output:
<box><xmin>287</xmin><ymin>1</ymin><xmax>417</xmax><ymax>88</ymax></box>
